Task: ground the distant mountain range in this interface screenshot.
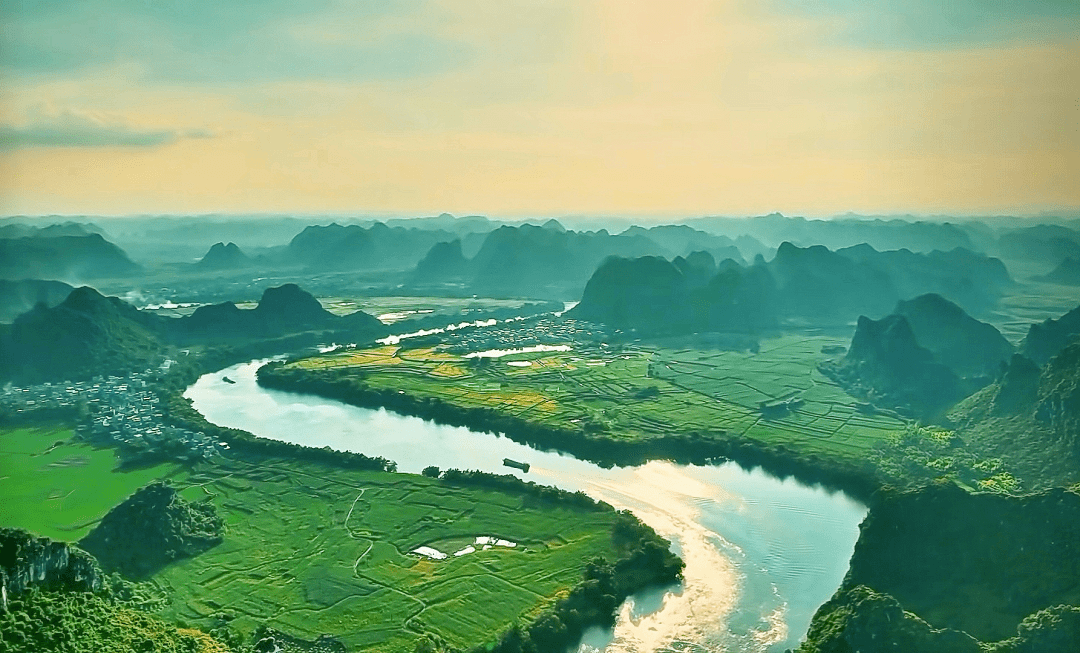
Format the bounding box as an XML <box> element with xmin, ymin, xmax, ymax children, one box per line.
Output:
<box><xmin>567</xmin><ymin>243</ymin><xmax>1011</xmax><ymax>335</ymax></box>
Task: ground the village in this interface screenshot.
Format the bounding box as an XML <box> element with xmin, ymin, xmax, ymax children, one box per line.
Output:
<box><xmin>0</xmin><ymin>371</ymin><xmax>224</xmax><ymax>462</ymax></box>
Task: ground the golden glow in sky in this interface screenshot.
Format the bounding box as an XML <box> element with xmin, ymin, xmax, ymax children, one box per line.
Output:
<box><xmin>1</xmin><ymin>0</ymin><xmax>1077</xmax><ymax>217</ymax></box>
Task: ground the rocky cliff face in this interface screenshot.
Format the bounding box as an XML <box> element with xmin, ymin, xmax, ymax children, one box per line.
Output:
<box><xmin>0</xmin><ymin>528</ymin><xmax>104</xmax><ymax>610</ymax></box>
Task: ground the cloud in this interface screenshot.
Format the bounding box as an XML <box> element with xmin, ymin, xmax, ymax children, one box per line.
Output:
<box><xmin>768</xmin><ymin>0</ymin><xmax>1080</xmax><ymax>49</ymax></box>
<box><xmin>0</xmin><ymin>0</ymin><xmax>468</xmax><ymax>83</ymax></box>
<box><xmin>0</xmin><ymin>111</ymin><xmax>212</xmax><ymax>150</ymax></box>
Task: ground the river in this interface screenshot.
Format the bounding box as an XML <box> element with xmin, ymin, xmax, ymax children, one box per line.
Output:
<box><xmin>186</xmin><ymin>360</ymin><xmax>866</xmax><ymax>652</ymax></box>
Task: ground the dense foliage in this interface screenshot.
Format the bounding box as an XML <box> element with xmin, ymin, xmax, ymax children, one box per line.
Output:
<box><xmin>0</xmin><ymin>590</ymin><xmax>232</xmax><ymax>653</ymax></box>
<box><xmin>476</xmin><ymin>512</ymin><xmax>683</xmax><ymax>653</ymax></box>
<box><xmin>79</xmin><ymin>481</ymin><xmax>225</xmax><ymax>579</ymax></box>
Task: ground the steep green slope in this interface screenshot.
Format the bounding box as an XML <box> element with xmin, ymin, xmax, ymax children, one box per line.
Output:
<box><xmin>800</xmin><ymin>484</ymin><xmax>1080</xmax><ymax>652</ymax></box>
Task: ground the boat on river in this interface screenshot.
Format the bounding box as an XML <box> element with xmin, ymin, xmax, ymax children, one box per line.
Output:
<box><xmin>503</xmin><ymin>458</ymin><xmax>530</xmax><ymax>472</ymax></box>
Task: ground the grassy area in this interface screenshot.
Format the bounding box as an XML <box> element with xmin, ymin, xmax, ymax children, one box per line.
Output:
<box><xmin>0</xmin><ymin>424</ymin><xmax>187</xmax><ymax>541</ymax></box>
<box><xmin>320</xmin><ymin>296</ymin><xmax>548</xmax><ymax>321</ymax></box>
<box><xmin>150</xmin><ymin>456</ymin><xmax>627</xmax><ymax>653</ymax></box>
<box><xmin>291</xmin><ymin>335</ymin><xmax>909</xmax><ymax>471</ymax></box>
<box><xmin>2</xmin><ymin>421</ymin><xmax>648</xmax><ymax>652</ymax></box>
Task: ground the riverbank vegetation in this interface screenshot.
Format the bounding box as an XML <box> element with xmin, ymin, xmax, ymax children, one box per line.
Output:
<box><xmin>260</xmin><ymin>334</ymin><xmax>1038</xmax><ymax>497</ymax></box>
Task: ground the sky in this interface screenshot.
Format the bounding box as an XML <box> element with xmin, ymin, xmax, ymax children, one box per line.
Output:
<box><xmin>1</xmin><ymin>0</ymin><xmax>1077</xmax><ymax>218</ymax></box>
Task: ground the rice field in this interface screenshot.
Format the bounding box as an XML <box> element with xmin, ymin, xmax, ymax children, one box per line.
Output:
<box><xmin>291</xmin><ymin>334</ymin><xmax>910</xmax><ymax>466</ymax></box>
<box><xmin>153</xmin><ymin>456</ymin><xmax>623</xmax><ymax>652</ymax></box>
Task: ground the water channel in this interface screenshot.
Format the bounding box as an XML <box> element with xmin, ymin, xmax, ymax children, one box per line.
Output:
<box><xmin>186</xmin><ymin>359</ymin><xmax>866</xmax><ymax>652</ymax></box>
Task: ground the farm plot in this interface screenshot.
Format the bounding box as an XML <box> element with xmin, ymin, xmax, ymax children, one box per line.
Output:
<box><xmin>0</xmin><ymin>424</ymin><xmax>187</xmax><ymax>541</ymax></box>
<box><xmin>154</xmin><ymin>456</ymin><xmax>622</xmax><ymax>653</ymax></box>
<box><xmin>309</xmin><ymin>334</ymin><xmax>909</xmax><ymax>467</ymax></box>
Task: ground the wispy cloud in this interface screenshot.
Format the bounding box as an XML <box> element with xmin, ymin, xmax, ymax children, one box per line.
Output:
<box><xmin>0</xmin><ymin>111</ymin><xmax>213</xmax><ymax>151</ymax></box>
<box><xmin>0</xmin><ymin>0</ymin><xmax>467</xmax><ymax>83</ymax></box>
<box><xmin>768</xmin><ymin>0</ymin><xmax>1080</xmax><ymax>49</ymax></box>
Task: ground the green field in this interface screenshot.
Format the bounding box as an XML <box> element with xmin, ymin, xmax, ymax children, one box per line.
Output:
<box><xmin>985</xmin><ymin>278</ymin><xmax>1080</xmax><ymax>344</ymax></box>
<box><xmin>0</xmin><ymin>424</ymin><xmax>188</xmax><ymax>541</ymax></box>
<box><xmin>152</xmin><ymin>457</ymin><xmax>626</xmax><ymax>652</ymax></box>
<box><xmin>297</xmin><ymin>335</ymin><xmax>909</xmax><ymax>470</ymax></box>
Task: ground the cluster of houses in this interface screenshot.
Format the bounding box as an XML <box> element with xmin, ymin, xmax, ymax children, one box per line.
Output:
<box><xmin>446</xmin><ymin>316</ymin><xmax>612</xmax><ymax>356</ymax></box>
<box><xmin>1</xmin><ymin>372</ymin><xmax>225</xmax><ymax>462</ymax></box>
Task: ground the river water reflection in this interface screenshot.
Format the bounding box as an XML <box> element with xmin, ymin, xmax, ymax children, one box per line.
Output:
<box><xmin>186</xmin><ymin>360</ymin><xmax>866</xmax><ymax>652</ymax></box>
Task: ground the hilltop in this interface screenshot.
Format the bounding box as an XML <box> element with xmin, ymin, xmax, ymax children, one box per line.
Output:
<box><xmin>178</xmin><ymin>283</ymin><xmax>387</xmax><ymax>341</ymax></box>
<box><xmin>195</xmin><ymin>241</ymin><xmax>251</xmax><ymax>270</ymax></box>
<box><xmin>0</xmin><ymin>286</ymin><xmax>167</xmax><ymax>382</ymax></box>
<box><xmin>79</xmin><ymin>480</ymin><xmax>224</xmax><ymax>579</ymax></box>
<box><xmin>821</xmin><ymin>314</ymin><xmax>963</xmax><ymax>419</ymax></box>
<box><xmin>567</xmin><ymin>255</ymin><xmax>777</xmax><ymax>334</ymax></box>
<box><xmin>0</xmin><ymin>283</ymin><xmax>388</xmax><ymax>382</ymax></box>
<box><xmin>893</xmin><ymin>293</ymin><xmax>1013</xmax><ymax>380</ymax></box>
<box><xmin>948</xmin><ymin>340</ymin><xmax>1080</xmax><ymax>488</ymax></box>
<box><xmin>568</xmin><ymin>243</ymin><xmax>1010</xmax><ymax>335</ymax></box>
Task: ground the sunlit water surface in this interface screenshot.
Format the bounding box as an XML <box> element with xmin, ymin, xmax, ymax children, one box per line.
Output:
<box><xmin>186</xmin><ymin>360</ymin><xmax>866</xmax><ymax>652</ymax></box>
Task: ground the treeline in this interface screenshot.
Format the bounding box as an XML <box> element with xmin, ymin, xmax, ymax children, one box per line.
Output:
<box><xmin>429</xmin><ymin>468</ymin><xmax>608</xmax><ymax>512</ymax></box>
<box><xmin>475</xmin><ymin>511</ymin><xmax>683</xmax><ymax>653</ymax></box>
<box><xmin>257</xmin><ymin>363</ymin><xmax>880</xmax><ymax>501</ymax></box>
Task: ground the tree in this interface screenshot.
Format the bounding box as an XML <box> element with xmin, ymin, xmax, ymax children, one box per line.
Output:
<box><xmin>421</xmin><ymin>466</ymin><xmax>441</xmax><ymax>478</ymax></box>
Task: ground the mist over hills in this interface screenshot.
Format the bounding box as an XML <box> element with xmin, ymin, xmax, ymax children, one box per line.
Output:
<box><xmin>0</xmin><ymin>279</ymin><xmax>75</xmax><ymax>322</ymax></box>
<box><xmin>1037</xmin><ymin>257</ymin><xmax>1080</xmax><ymax>285</ymax></box>
<box><xmin>0</xmin><ymin>286</ymin><xmax>167</xmax><ymax>382</ymax></box>
<box><xmin>405</xmin><ymin>222</ymin><xmax>756</xmax><ymax>299</ymax></box>
<box><xmin>686</xmin><ymin>213</ymin><xmax>978</xmax><ymax>253</ymax></box>
<box><xmin>0</xmin><ymin>232</ymin><xmax>140</xmax><ymax>282</ymax></box>
<box><xmin>286</xmin><ymin>222</ymin><xmax>456</xmax><ymax>272</ymax></box>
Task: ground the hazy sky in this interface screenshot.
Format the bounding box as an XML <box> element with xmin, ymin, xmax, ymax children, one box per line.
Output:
<box><xmin>1</xmin><ymin>0</ymin><xmax>1077</xmax><ymax>217</ymax></box>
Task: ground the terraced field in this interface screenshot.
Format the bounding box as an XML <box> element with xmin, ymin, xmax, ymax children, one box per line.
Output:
<box><xmin>294</xmin><ymin>335</ymin><xmax>909</xmax><ymax>467</ymax></box>
<box><xmin>155</xmin><ymin>456</ymin><xmax>625</xmax><ymax>652</ymax></box>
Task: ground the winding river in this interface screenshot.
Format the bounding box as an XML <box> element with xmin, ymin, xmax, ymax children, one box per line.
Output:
<box><xmin>186</xmin><ymin>360</ymin><xmax>866</xmax><ymax>652</ymax></box>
